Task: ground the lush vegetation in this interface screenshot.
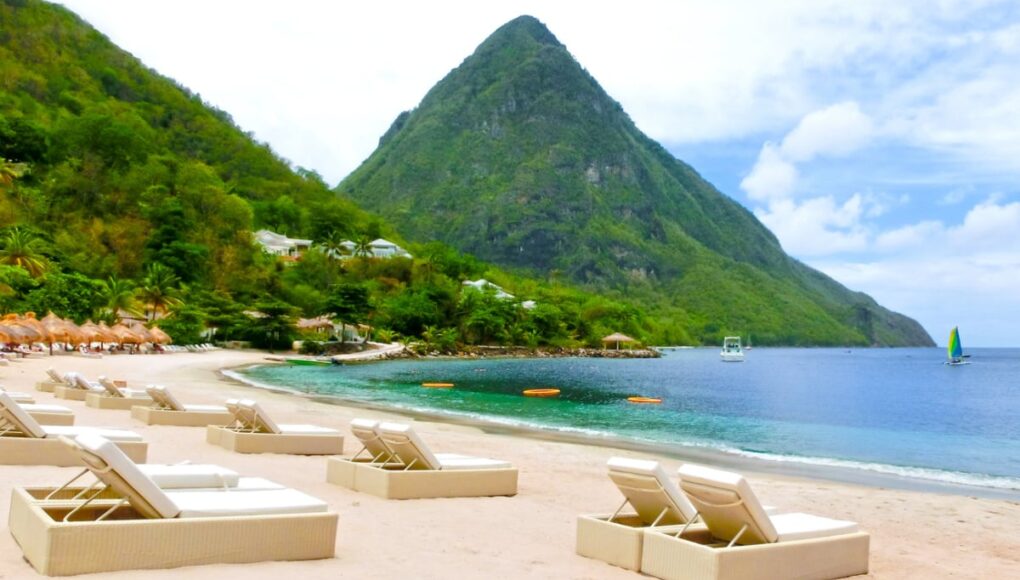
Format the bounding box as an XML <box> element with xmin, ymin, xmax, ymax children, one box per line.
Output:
<box><xmin>0</xmin><ymin>1</ymin><xmax>655</xmax><ymax>350</ymax></box>
<box><xmin>339</xmin><ymin>15</ymin><xmax>934</xmax><ymax>346</ymax></box>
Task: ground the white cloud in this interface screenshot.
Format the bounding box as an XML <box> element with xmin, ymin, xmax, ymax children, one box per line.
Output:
<box><xmin>780</xmin><ymin>102</ymin><xmax>874</xmax><ymax>162</ymax></box>
<box><xmin>755</xmin><ymin>195</ymin><xmax>870</xmax><ymax>256</ymax></box>
<box><xmin>739</xmin><ymin>143</ymin><xmax>798</xmax><ymax>201</ymax></box>
<box><xmin>874</xmin><ymin>220</ymin><xmax>943</xmax><ymax>252</ymax></box>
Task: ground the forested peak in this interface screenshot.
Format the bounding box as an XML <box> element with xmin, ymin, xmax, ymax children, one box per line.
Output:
<box><xmin>480</xmin><ymin>15</ymin><xmax>563</xmax><ymax>51</ymax></box>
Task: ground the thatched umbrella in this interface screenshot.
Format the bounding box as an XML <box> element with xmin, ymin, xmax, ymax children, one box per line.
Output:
<box><xmin>96</xmin><ymin>322</ymin><xmax>119</xmax><ymax>344</ymax></box>
<box><xmin>110</xmin><ymin>323</ymin><xmax>141</xmax><ymax>345</ymax></box>
<box><xmin>601</xmin><ymin>332</ymin><xmax>636</xmax><ymax>350</ymax></box>
<box><xmin>20</xmin><ymin>312</ymin><xmax>51</xmax><ymax>343</ymax></box>
<box><xmin>129</xmin><ymin>322</ymin><xmax>154</xmax><ymax>343</ymax></box>
<box><xmin>78</xmin><ymin>320</ymin><xmax>103</xmax><ymax>345</ymax></box>
<box><xmin>148</xmin><ymin>325</ymin><xmax>172</xmax><ymax>345</ymax></box>
<box><xmin>0</xmin><ymin>314</ymin><xmax>40</xmax><ymax>345</ymax></box>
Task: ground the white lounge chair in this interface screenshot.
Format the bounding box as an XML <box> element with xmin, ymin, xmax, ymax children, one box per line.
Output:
<box><xmin>84</xmin><ymin>376</ymin><xmax>152</xmax><ymax>410</ymax></box>
<box><xmin>206</xmin><ymin>399</ymin><xmax>344</xmax><ymax>455</ymax></box>
<box><xmin>0</xmin><ymin>388</ymin><xmax>74</xmax><ymax>426</ymax></box>
<box><xmin>131</xmin><ymin>385</ymin><xmax>234</xmax><ymax>426</ymax></box>
<box><xmin>36</xmin><ymin>367</ymin><xmax>67</xmax><ymax>392</ymax></box>
<box><xmin>8</xmin><ymin>433</ymin><xmax>338</xmax><ymax>576</ymax></box>
<box><xmin>326</xmin><ymin>421</ymin><xmax>518</xmax><ymax>499</ymax></box>
<box><xmin>639</xmin><ymin>464</ymin><xmax>870</xmax><ymax>580</ymax></box>
<box><xmin>52</xmin><ymin>373</ymin><xmax>105</xmax><ymax>401</ymax></box>
<box><xmin>0</xmin><ymin>390</ymin><xmax>146</xmax><ymax>465</ymax></box>
<box><xmin>576</xmin><ymin>458</ymin><xmax>699</xmax><ymax>571</ymax></box>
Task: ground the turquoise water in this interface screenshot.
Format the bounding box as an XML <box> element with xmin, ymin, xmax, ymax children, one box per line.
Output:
<box><xmin>238</xmin><ymin>347</ymin><xmax>1020</xmax><ymax>492</ymax></box>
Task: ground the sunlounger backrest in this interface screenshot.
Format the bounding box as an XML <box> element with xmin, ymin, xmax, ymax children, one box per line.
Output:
<box><xmin>146</xmin><ymin>385</ymin><xmax>184</xmax><ymax>411</ymax></box>
<box><xmin>607</xmin><ymin>457</ymin><xmax>696</xmax><ymax>525</ymax></box>
<box><xmin>350</xmin><ymin>419</ymin><xmax>392</xmax><ymax>460</ymax></box>
<box><xmin>678</xmin><ymin>464</ymin><xmax>778</xmax><ymax>545</ymax></box>
<box><xmin>64</xmin><ymin>433</ymin><xmax>180</xmax><ymax>519</ymax></box>
<box><xmin>46</xmin><ymin>367</ymin><xmax>65</xmax><ymax>384</ymax></box>
<box><xmin>238</xmin><ymin>400</ymin><xmax>281</xmax><ymax>434</ymax></box>
<box><xmin>98</xmin><ymin>376</ymin><xmax>125</xmax><ymax>398</ymax></box>
<box><xmin>378</xmin><ymin>422</ymin><xmax>440</xmax><ymax>470</ymax></box>
<box><xmin>0</xmin><ymin>389</ymin><xmax>47</xmax><ymax>438</ymax></box>
<box><xmin>72</xmin><ymin>374</ymin><xmax>96</xmax><ymax>391</ymax></box>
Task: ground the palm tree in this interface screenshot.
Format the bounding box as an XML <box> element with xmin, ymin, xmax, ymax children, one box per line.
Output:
<box><xmin>0</xmin><ymin>227</ymin><xmax>48</xmax><ymax>277</ymax></box>
<box><xmin>137</xmin><ymin>263</ymin><xmax>183</xmax><ymax>320</ymax></box>
<box><xmin>353</xmin><ymin>236</ymin><xmax>373</xmax><ymax>258</ymax></box>
<box><xmin>320</xmin><ymin>231</ymin><xmax>349</xmax><ymax>260</ymax></box>
<box><xmin>98</xmin><ymin>276</ymin><xmax>143</xmax><ymax>319</ymax></box>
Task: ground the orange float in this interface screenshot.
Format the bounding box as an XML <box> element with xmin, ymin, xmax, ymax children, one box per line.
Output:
<box><xmin>523</xmin><ymin>388</ymin><xmax>561</xmax><ymax>398</ymax></box>
<box><xmin>421</xmin><ymin>382</ymin><xmax>454</xmax><ymax>388</ymax></box>
<box><xmin>627</xmin><ymin>396</ymin><xmax>662</xmax><ymax>404</ymax></box>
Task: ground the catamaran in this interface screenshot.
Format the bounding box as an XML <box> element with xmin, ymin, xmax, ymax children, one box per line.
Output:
<box><xmin>945</xmin><ymin>326</ymin><xmax>971</xmax><ymax>366</ymax></box>
<box><xmin>720</xmin><ymin>336</ymin><xmax>745</xmax><ymax>362</ymax></box>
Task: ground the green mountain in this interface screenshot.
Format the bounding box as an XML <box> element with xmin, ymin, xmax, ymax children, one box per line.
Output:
<box><xmin>338</xmin><ymin>15</ymin><xmax>933</xmax><ymax>346</ymax></box>
<box><xmin>0</xmin><ymin>0</ymin><xmax>668</xmax><ymax>349</ymax></box>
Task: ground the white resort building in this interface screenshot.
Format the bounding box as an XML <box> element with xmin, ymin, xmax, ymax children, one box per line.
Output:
<box><xmin>254</xmin><ymin>229</ymin><xmax>313</xmax><ymax>257</ymax></box>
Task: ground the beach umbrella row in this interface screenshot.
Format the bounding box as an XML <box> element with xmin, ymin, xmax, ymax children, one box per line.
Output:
<box><xmin>0</xmin><ymin>312</ymin><xmax>173</xmax><ymax>346</ymax></box>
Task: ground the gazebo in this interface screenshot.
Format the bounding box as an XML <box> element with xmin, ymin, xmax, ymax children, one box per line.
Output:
<box><xmin>601</xmin><ymin>332</ymin><xmax>636</xmax><ymax>350</ymax></box>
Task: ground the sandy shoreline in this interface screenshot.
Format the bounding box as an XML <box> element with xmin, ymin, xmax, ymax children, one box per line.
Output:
<box><xmin>1</xmin><ymin>351</ymin><xmax>1018</xmax><ymax>578</ymax></box>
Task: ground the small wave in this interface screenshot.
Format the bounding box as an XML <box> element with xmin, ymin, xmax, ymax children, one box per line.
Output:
<box><xmin>729</xmin><ymin>449</ymin><xmax>1020</xmax><ymax>491</ymax></box>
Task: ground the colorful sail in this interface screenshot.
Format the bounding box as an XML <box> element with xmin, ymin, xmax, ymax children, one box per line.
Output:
<box><xmin>948</xmin><ymin>327</ymin><xmax>963</xmax><ymax>360</ymax></box>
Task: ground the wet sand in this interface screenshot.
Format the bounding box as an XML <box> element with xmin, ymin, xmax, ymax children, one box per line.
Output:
<box><xmin>1</xmin><ymin>351</ymin><xmax>1017</xmax><ymax>579</ymax></box>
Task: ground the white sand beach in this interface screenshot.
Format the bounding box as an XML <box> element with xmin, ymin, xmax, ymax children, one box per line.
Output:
<box><xmin>1</xmin><ymin>351</ymin><xmax>1017</xmax><ymax>579</ymax></box>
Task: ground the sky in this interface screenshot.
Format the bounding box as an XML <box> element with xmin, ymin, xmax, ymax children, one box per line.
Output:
<box><xmin>56</xmin><ymin>0</ymin><xmax>1020</xmax><ymax>346</ymax></box>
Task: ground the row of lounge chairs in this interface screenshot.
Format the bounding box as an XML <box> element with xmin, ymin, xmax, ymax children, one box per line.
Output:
<box><xmin>1</xmin><ymin>368</ymin><xmax>869</xmax><ymax>579</ymax></box>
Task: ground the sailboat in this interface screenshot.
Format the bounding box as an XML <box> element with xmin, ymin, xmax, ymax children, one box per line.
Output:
<box><xmin>944</xmin><ymin>327</ymin><xmax>971</xmax><ymax>366</ymax></box>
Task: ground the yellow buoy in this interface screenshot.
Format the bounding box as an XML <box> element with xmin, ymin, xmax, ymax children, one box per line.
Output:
<box><xmin>627</xmin><ymin>396</ymin><xmax>662</xmax><ymax>404</ymax></box>
<box><xmin>523</xmin><ymin>388</ymin><xmax>561</xmax><ymax>398</ymax></box>
<box><xmin>422</xmin><ymin>382</ymin><xmax>454</xmax><ymax>388</ymax></box>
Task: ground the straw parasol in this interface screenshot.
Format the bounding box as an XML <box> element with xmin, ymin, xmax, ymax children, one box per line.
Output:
<box><xmin>78</xmin><ymin>320</ymin><xmax>104</xmax><ymax>344</ymax></box>
<box><xmin>96</xmin><ymin>321</ymin><xmax>119</xmax><ymax>344</ymax></box>
<box><xmin>129</xmin><ymin>322</ymin><xmax>154</xmax><ymax>343</ymax></box>
<box><xmin>0</xmin><ymin>314</ymin><xmax>39</xmax><ymax>344</ymax></box>
<box><xmin>110</xmin><ymin>323</ymin><xmax>142</xmax><ymax>344</ymax></box>
<box><xmin>601</xmin><ymin>332</ymin><xmax>636</xmax><ymax>350</ymax></box>
<box><xmin>148</xmin><ymin>325</ymin><xmax>172</xmax><ymax>344</ymax></box>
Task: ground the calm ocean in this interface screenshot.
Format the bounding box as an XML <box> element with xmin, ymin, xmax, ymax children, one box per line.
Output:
<box><xmin>238</xmin><ymin>347</ymin><xmax>1020</xmax><ymax>494</ymax></box>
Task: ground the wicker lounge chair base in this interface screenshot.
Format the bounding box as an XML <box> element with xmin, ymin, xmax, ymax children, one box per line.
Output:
<box><xmin>326</xmin><ymin>458</ymin><xmax>518</xmax><ymax>499</ymax></box>
<box><xmin>27</xmin><ymin>410</ymin><xmax>75</xmax><ymax>426</ymax></box>
<box><xmin>640</xmin><ymin>525</ymin><xmax>870</xmax><ymax>580</ymax></box>
<box><xmin>9</xmin><ymin>487</ymin><xmax>338</xmax><ymax>576</ymax></box>
<box><xmin>53</xmin><ymin>386</ymin><xmax>95</xmax><ymax>401</ymax></box>
<box><xmin>0</xmin><ymin>438</ymin><xmax>147</xmax><ymax>466</ymax></box>
<box><xmin>85</xmin><ymin>393</ymin><xmax>152</xmax><ymax>410</ymax></box>
<box><xmin>207</xmin><ymin>425</ymin><xmax>344</xmax><ymax>455</ymax></box>
<box><xmin>576</xmin><ymin>514</ymin><xmax>655</xmax><ymax>571</ymax></box>
<box><xmin>132</xmin><ymin>406</ymin><xmax>234</xmax><ymax>427</ymax></box>
<box><xmin>35</xmin><ymin>381</ymin><xmax>61</xmax><ymax>393</ymax></box>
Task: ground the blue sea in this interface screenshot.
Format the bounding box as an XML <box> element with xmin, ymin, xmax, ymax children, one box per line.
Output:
<box><xmin>237</xmin><ymin>348</ymin><xmax>1020</xmax><ymax>495</ymax></box>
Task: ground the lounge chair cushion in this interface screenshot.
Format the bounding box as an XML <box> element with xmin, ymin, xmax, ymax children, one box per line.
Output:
<box><xmin>770</xmin><ymin>513</ymin><xmax>860</xmax><ymax>542</ymax></box>
<box><xmin>21</xmin><ymin>404</ymin><xmax>73</xmax><ymax>414</ymax></box>
<box><xmin>182</xmin><ymin>404</ymin><xmax>229</xmax><ymax>413</ymax></box>
<box><xmin>138</xmin><ymin>464</ymin><xmax>241</xmax><ymax>489</ymax></box>
<box><xmin>0</xmin><ymin>389</ymin><xmax>48</xmax><ymax>438</ymax></box>
<box><xmin>239</xmin><ymin>399</ymin><xmax>282</xmax><ymax>433</ymax></box>
<box><xmin>608</xmin><ymin>457</ymin><xmax>697</xmax><ymax>524</ymax></box>
<box><xmin>378</xmin><ymin>422</ymin><xmax>441</xmax><ymax>469</ymax></box>
<box><xmin>678</xmin><ymin>463</ymin><xmax>779</xmax><ymax>544</ymax></box>
<box><xmin>7</xmin><ymin>391</ymin><xmax>35</xmax><ymax>404</ymax></box>
<box><xmin>169</xmin><ymin>488</ymin><xmax>328</xmax><ymax>518</ymax></box>
<box><xmin>435</xmin><ymin>457</ymin><xmax>513</xmax><ymax>470</ymax></box>
<box><xmin>72</xmin><ymin>374</ymin><xmax>104</xmax><ymax>392</ymax></box>
<box><xmin>43</xmin><ymin>425</ymin><xmax>144</xmax><ymax>442</ymax></box>
<box><xmin>46</xmin><ymin>368</ymin><xmax>65</xmax><ymax>383</ymax></box>
<box><xmin>277</xmin><ymin>424</ymin><xmax>340</xmax><ymax>435</ymax></box>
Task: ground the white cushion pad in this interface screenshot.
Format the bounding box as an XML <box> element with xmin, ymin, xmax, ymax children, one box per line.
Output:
<box><xmin>8</xmin><ymin>392</ymin><xmax>35</xmax><ymax>404</ymax></box>
<box><xmin>22</xmin><ymin>404</ymin><xmax>72</xmax><ymax>414</ymax></box>
<box><xmin>138</xmin><ymin>464</ymin><xmax>240</xmax><ymax>488</ymax></box>
<box><xmin>167</xmin><ymin>477</ymin><xmax>286</xmax><ymax>492</ymax></box>
<box><xmin>771</xmin><ymin>513</ymin><xmax>859</xmax><ymax>542</ymax></box>
<box><xmin>437</xmin><ymin>456</ymin><xmax>513</xmax><ymax>470</ymax></box>
<box><xmin>278</xmin><ymin>424</ymin><xmax>340</xmax><ymax>435</ymax></box>
<box><xmin>182</xmin><ymin>404</ymin><xmax>229</xmax><ymax>413</ymax></box>
<box><xmin>43</xmin><ymin>426</ymin><xmax>144</xmax><ymax>442</ymax></box>
<box><xmin>169</xmin><ymin>488</ymin><xmax>328</xmax><ymax>518</ymax></box>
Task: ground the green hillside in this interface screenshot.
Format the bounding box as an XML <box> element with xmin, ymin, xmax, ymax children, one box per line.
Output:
<box><xmin>0</xmin><ymin>1</ymin><xmax>657</xmax><ymax>349</ymax></box>
<box><xmin>339</xmin><ymin>15</ymin><xmax>933</xmax><ymax>346</ymax></box>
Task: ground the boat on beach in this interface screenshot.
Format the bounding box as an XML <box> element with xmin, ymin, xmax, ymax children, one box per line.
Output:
<box><xmin>720</xmin><ymin>336</ymin><xmax>745</xmax><ymax>362</ymax></box>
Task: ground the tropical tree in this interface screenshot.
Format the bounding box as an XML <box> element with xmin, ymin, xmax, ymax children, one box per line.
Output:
<box><xmin>353</xmin><ymin>236</ymin><xmax>373</xmax><ymax>258</ymax></box>
<box><xmin>137</xmin><ymin>263</ymin><xmax>183</xmax><ymax>320</ymax></box>
<box><xmin>0</xmin><ymin>227</ymin><xmax>48</xmax><ymax>277</ymax></box>
<box><xmin>97</xmin><ymin>276</ymin><xmax>142</xmax><ymax>319</ymax></box>
<box><xmin>320</xmin><ymin>231</ymin><xmax>349</xmax><ymax>260</ymax></box>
